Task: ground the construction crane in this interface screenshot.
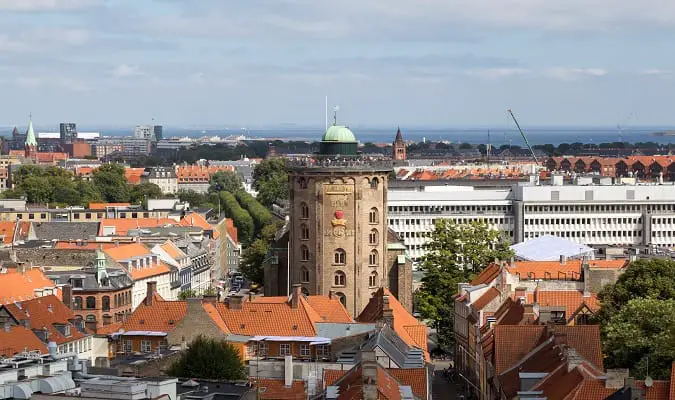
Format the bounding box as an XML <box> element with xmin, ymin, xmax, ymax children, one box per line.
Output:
<box><xmin>507</xmin><ymin>109</ymin><xmax>539</xmax><ymax>165</ymax></box>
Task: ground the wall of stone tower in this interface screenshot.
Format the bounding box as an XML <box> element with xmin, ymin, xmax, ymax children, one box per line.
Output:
<box><xmin>288</xmin><ymin>169</ymin><xmax>389</xmax><ymax>317</ymax></box>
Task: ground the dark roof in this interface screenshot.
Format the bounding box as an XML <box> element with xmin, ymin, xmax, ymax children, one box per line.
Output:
<box><xmin>31</xmin><ymin>222</ymin><xmax>99</xmax><ymax>241</ymax></box>
<box><xmin>46</xmin><ymin>267</ymin><xmax>132</xmax><ymax>291</ymax></box>
<box><xmin>355</xmin><ymin>325</ymin><xmax>426</xmax><ymax>368</ymax></box>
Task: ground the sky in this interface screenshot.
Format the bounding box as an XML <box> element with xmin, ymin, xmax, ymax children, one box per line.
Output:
<box><xmin>1</xmin><ymin>0</ymin><xmax>675</xmax><ymax>128</ymax></box>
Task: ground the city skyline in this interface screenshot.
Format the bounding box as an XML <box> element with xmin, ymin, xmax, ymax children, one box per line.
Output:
<box><xmin>1</xmin><ymin>1</ymin><xmax>675</xmax><ymax>127</ymax></box>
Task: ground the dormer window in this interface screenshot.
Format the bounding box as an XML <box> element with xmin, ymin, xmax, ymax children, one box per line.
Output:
<box><xmin>64</xmin><ymin>325</ymin><xmax>71</xmax><ymax>337</ymax></box>
<box><xmin>72</xmin><ymin>279</ymin><xmax>83</xmax><ymax>288</ymax></box>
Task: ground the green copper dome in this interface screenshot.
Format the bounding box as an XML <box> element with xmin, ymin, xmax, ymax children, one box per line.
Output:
<box><xmin>322</xmin><ymin>125</ymin><xmax>356</xmax><ymax>143</ymax></box>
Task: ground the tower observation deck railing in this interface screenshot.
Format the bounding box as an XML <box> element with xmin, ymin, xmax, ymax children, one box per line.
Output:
<box><xmin>287</xmin><ymin>156</ymin><xmax>393</xmax><ymax>170</ymax></box>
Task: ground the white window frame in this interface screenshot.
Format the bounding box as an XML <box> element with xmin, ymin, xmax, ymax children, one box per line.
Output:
<box><xmin>300</xmin><ymin>344</ymin><xmax>310</xmax><ymax>357</ymax></box>
<box><xmin>279</xmin><ymin>343</ymin><xmax>291</xmax><ymax>356</ymax></box>
<box><xmin>140</xmin><ymin>340</ymin><xmax>152</xmax><ymax>353</ymax></box>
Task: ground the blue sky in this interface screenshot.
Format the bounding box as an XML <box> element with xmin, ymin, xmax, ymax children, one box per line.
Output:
<box><xmin>1</xmin><ymin>0</ymin><xmax>675</xmax><ymax>128</ymax></box>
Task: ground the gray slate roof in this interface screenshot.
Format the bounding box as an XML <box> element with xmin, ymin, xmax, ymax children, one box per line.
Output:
<box><xmin>31</xmin><ymin>222</ymin><xmax>99</xmax><ymax>241</ymax></box>
<box><xmin>351</xmin><ymin>325</ymin><xmax>426</xmax><ymax>369</ymax></box>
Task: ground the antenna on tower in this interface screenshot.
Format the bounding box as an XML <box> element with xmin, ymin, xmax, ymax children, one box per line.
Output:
<box><xmin>333</xmin><ymin>105</ymin><xmax>339</xmax><ymax>126</ymax></box>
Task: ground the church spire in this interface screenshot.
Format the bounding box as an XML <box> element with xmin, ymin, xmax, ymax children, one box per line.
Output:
<box><xmin>24</xmin><ymin>114</ymin><xmax>37</xmax><ymax>158</ymax></box>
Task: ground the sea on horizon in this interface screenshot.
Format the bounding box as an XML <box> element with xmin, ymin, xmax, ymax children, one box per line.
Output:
<box><xmin>1</xmin><ymin>126</ymin><xmax>675</xmax><ymax>147</ymax></box>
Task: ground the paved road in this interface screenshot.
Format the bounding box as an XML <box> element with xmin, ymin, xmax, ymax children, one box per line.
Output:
<box><xmin>432</xmin><ymin>360</ymin><xmax>462</xmax><ymax>400</ymax></box>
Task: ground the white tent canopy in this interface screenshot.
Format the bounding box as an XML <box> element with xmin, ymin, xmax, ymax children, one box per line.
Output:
<box><xmin>511</xmin><ymin>235</ymin><xmax>594</xmax><ymax>261</ymax></box>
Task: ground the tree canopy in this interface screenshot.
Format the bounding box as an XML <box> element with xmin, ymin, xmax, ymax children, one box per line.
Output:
<box><xmin>93</xmin><ymin>163</ymin><xmax>131</xmax><ymax>203</ymax></box>
<box><xmin>252</xmin><ymin>158</ymin><xmax>289</xmax><ymax>208</ymax></box>
<box><xmin>415</xmin><ymin>219</ymin><xmax>513</xmax><ymax>351</ymax></box>
<box><xmin>167</xmin><ymin>335</ymin><xmax>245</xmax><ymax>380</ymax></box>
<box><xmin>239</xmin><ymin>238</ymin><xmax>268</xmax><ymax>285</ymax></box>
<box><xmin>209</xmin><ymin>170</ymin><xmax>242</xmax><ymax>194</ymax></box>
<box><xmin>597</xmin><ymin>259</ymin><xmax>675</xmax><ymax>379</ymax></box>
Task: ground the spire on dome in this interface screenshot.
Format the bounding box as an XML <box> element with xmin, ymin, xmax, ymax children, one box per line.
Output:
<box><xmin>25</xmin><ymin>115</ymin><xmax>37</xmax><ymax>148</ymax></box>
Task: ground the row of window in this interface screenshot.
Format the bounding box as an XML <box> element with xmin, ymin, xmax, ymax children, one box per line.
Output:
<box><xmin>525</xmin><ymin>217</ymin><xmax>643</xmax><ymax>225</ymax></box>
<box><xmin>524</xmin><ymin>230</ymin><xmax>644</xmax><ymax>239</ymax></box>
<box><xmin>245</xmin><ymin>342</ymin><xmax>330</xmax><ymax>358</ymax></box>
<box><xmin>524</xmin><ymin>204</ymin><xmax>653</xmax><ymax>213</ymax></box>
<box><xmin>299</xmin><ymin>204</ymin><xmax>380</xmax><ymax>224</ymax></box>
<box><xmin>332</xmin><ymin>270</ymin><xmax>378</xmax><ymax>288</ymax></box>
<box><xmin>73</xmin><ymin>294</ymin><xmax>129</xmax><ymax>311</ymax></box>
<box><xmin>391</xmin><ymin>217</ymin><xmax>510</xmax><ymax>226</ymax></box>
<box><xmin>388</xmin><ymin>205</ymin><xmax>512</xmax><ymax>213</ymax></box>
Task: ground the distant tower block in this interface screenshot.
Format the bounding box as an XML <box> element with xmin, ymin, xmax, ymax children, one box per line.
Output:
<box><xmin>392</xmin><ymin>127</ymin><xmax>406</xmax><ymax>161</ymax></box>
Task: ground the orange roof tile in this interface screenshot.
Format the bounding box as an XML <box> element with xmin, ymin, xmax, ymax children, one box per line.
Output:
<box><xmin>357</xmin><ymin>288</ymin><xmax>428</xmax><ymax>359</ymax></box>
<box><xmin>534</xmin><ymin>290</ymin><xmax>600</xmax><ymax>319</ymax></box>
<box><xmin>104</xmin><ymin>243</ymin><xmax>171</xmax><ymax>280</ymax></box>
<box><xmin>0</xmin><ymin>221</ymin><xmax>17</xmax><ymax>245</ymax></box>
<box><xmin>216</xmin><ymin>296</ymin><xmax>320</xmax><ymax>337</ymax></box>
<box><xmin>160</xmin><ymin>240</ymin><xmax>186</xmax><ymax>260</ymax></box>
<box><xmin>305</xmin><ymin>296</ymin><xmax>353</xmax><ymax>323</ymax></box>
<box><xmin>472</xmin><ymin>287</ymin><xmax>500</xmax><ymax>311</ymax></box>
<box><xmin>99</xmin><ymin>218</ymin><xmax>178</xmax><ymax>236</ymax></box>
<box><xmin>202</xmin><ymin>302</ymin><xmax>231</xmax><ymax>334</ymax></box>
<box><xmin>254</xmin><ymin>378</ymin><xmax>305</xmax><ymax>400</ymax></box>
<box><xmin>0</xmin><ymin>267</ymin><xmax>60</xmax><ymax>305</ymax></box>
<box><xmin>96</xmin><ymin>322</ymin><xmax>124</xmax><ymax>335</ymax></box>
<box><xmin>507</xmin><ymin>260</ymin><xmax>583</xmax><ymax>280</ymax></box>
<box><xmin>180</xmin><ymin>212</ymin><xmax>219</xmax><ymax>239</ymax></box>
<box><xmin>122</xmin><ymin>297</ymin><xmax>186</xmax><ymax>333</ymax></box>
<box><xmin>3</xmin><ymin>295</ymin><xmax>89</xmax><ymax>345</ymax></box>
<box><xmin>0</xmin><ymin>325</ymin><xmax>49</xmax><ymax>357</ymax></box>
<box><xmin>470</xmin><ymin>263</ymin><xmax>501</xmax><ymax>285</ymax></box>
<box><xmin>89</xmin><ymin>202</ymin><xmax>131</xmax><ymax>210</ymax></box>
<box><xmin>224</xmin><ymin>218</ymin><xmax>238</xmax><ymax>244</ymax></box>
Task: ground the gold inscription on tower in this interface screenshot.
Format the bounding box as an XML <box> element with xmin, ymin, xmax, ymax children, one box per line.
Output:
<box><xmin>331</xmin><ymin>196</ymin><xmax>349</xmax><ymax>207</ymax></box>
<box><xmin>324</xmin><ymin>185</ymin><xmax>353</xmax><ymax>195</ymax></box>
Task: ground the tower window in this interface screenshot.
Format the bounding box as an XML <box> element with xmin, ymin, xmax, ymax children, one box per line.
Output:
<box><xmin>301</xmin><ymin>245</ymin><xmax>310</xmax><ymax>261</ymax></box>
<box><xmin>301</xmin><ymin>202</ymin><xmax>309</xmax><ymax>219</ymax></box>
<box><xmin>369</xmin><ymin>250</ymin><xmax>379</xmax><ymax>265</ymax></box>
<box><xmin>334</xmin><ymin>271</ymin><xmax>346</xmax><ymax>287</ymax></box>
<box><xmin>369</xmin><ymin>271</ymin><xmax>378</xmax><ymax>288</ymax></box>
<box><xmin>369</xmin><ymin>229</ymin><xmax>379</xmax><ymax>245</ymax></box>
<box><xmin>334</xmin><ymin>249</ymin><xmax>346</xmax><ymax>265</ymax></box>
<box><xmin>369</xmin><ymin>208</ymin><xmax>378</xmax><ymax>224</ymax></box>
<box><xmin>301</xmin><ymin>267</ymin><xmax>310</xmax><ymax>283</ymax></box>
<box><xmin>301</xmin><ymin>224</ymin><xmax>309</xmax><ymax>240</ymax></box>
<box><xmin>371</xmin><ymin>177</ymin><xmax>379</xmax><ymax>189</ymax></box>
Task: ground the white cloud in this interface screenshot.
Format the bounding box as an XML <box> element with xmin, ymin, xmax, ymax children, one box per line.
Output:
<box><xmin>110</xmin><ymin>64</ymin><xmax>145</xmax><ymax>78</ymax></box>
<box><xmin>542</xmin><ymin>67</ymin><xmax>608</xmax><ymax>81</ymax></box>
<box><xmin>641</xmin><ymin>69</ymin><xmax>675</xmax><ymax>79</ymax></box>
<box><xmin>0</xmin><ymin>0</ymin><xmax>97</xmax><ymax>11</ymax></box>
<box><xmin>464</xmin><ymin>68</ymin><xmax>530</xmax><ymax>79</ymax></box>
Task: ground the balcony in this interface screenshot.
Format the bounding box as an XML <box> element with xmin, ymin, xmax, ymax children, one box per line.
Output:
<box><xmin>287</xmin><ymin>157</ymin><xmax>393</xmax><ymax>171</ymax></box>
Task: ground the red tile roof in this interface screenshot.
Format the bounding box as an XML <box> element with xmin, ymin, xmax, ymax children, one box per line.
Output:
<box><xmin>3</xmin><ymin>295</ymin><xmax>89</xmax><ymax>345</ymax></box>
<box><xmin>99</xmin><ymin>218</ymin><xmax>178</xmax><ymax>236</ymax></box>
<box><xmin>122</xmin><ymin>293</ymin><xmax>186</xmax><ymax>333</ymax></box>
<box><xmin>470</xmin><ymin>263</ymin><xmax>501</xmax><ymax>285</ymax></box>
<box><xmin>125</xmin><ymin>168</ymin><xmax>145</xmax><ymax>185</ymax></box>
<box><xmin>325</xmin><ymin>364</ymin><xmax>425</xmax><ymax>400</ymax></box>
<box><xmin>254</xmin><ymin>378</ymin><xmax>306</xmax><ymax>400</ymax></box>
<box><xmin>104</xmin><ymin>243</ymin><xmax>171</xmax><ymax>280</ymax></box>
<box><xmin>387</xmin><ymin>368</ymin><xmax>428</xmax><ymax>400</ymax></box>
<box><xmin>472</xmin><ymin>287</ymin><xmax>501</xmax><ymax>311</ymax></box>
<box><xmin>0</xmin><ymin>325</ymin><xmax>49</xmax><ymax>357</ymax></box>
<box><xmin>224</xmin><ymin>218</ymin><xmax>238</xmax><ymax>244</ymax></box>
<box><xmin>180</xmin><ymin>212</ymin><xmax>219</xmax><ymax>239</ymax></box>
<box><xmin>357</xmin><ymin>288</ymin><xmax>428</xmax><ymax>360</ymax></box>
<box><xmin>534</xmin><ymin>290</ymin><xmax>600</xmax><ymax>321</ymax></box>
<box><xmin>0</xmin><ymin>267</ymin><xmax>60</xmax><ymax>304</ymax></box>
<box><xmin>0</xmin><ymin>221</ymin><xmax>17</xmax><ymax>245</ymax></box>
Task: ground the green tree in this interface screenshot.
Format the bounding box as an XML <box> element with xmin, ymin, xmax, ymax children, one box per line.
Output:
<box><xmin>596</xmin><ymin>259</ymin><xmax>675</xmax><ymax>321</ymax></box>
<box><xmin>178</xmin><ymin>289</ymin><xmax>197</xmax><ymax>300</ymax></box>
<box><xmin>235</xmin><ymin>189</ymin><xmax>274</xmax><ymax>233</ymax></box>
<box><xmin>76</xmin><ymin>180</ymin><xmax>103</xmax><ymax>206</ymax></box>
<box><xmin>601</xmin><ymin>298</ymin><xmax>675</xmax><ymax>379</ymax></box>
<box><xmin>19</xmin><ymin>176</ymin><xmax>52</xmax><ymax>204</ymax></box>
<box><xmin>167</xmin><ymin>335</ymin><xmax>245</xmax><ymax>380</ymax></box>
<box><xmin>252</xmin><ymin>159</ymin><xmax>289</xmax><ymax>208</ymax></box>
<box><xmin>239</xmin><ymin>239</ymin><xmax>268</xmax><ymax>284</ymax></box>
<box><xmin>415</xmin><ymin>220</ymin><xmax>513</xmax><ymax>351</ymax></box>
<box><xmin>219</xmin><ymin>192</ymin><xmax>254</xmax><ymax>244</ymax></box>
<box><xmin>50</xmin><ymin>177</ymin><xmax>80</xmax><ymax>205</ymax></box>
<box><xmin>209</xmin><ymin>170</ymin><xmax>242</xmax><ymax>193</ymax></box>
<box><xmin>596</xmin><ymin>259</ymin><xmax>675</xmax><ymax>379</ymax></box>
<box><xmin>93</xmin><ymin>163</ymin><xmax>131</xmax><ymax>202</ymax></box>
<box><xmin>130</xmin><ymin>182</ymin><xmax>163</xmax><ymax>205</ymax></box>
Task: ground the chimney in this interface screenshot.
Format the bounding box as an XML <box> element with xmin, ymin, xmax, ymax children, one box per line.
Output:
<box><xmin>522</xmin><ymin>303</ymin><xmax>535</xmax><ymax>323</ymax></box>
<box><xmin>291</xmin><ymin>284</ymin><xmax>302</xmax><ymax>309</ymax></box>
<box><xmin>605</xmin><ymin>369</ymin><xmax>630</xmax><ymax>389</ymax></box>
<box><xmin>515</xmin><ymin>287</ymin><xmax>527</xmax><ymax>303</ymax></box>
<box><xmin>203</xmin><ymin>294</ymin><xmax>218</xmax><ymax>304</ymax></box>
<box><xmin>361</xmin><ymin>351</ymin><xmax>378</xmax><ymax>400</ymax></box>
<box><xmin>382</xmin><ymin>295</ymin><xmax>394</xmax><ymax>327</ymax></box>
<box><xmin>560</xmin><ymin>255</ymin><xmax>567</xmax><ymax>265</ymax></box>
<box><xmin>328</xmin><ymin>290</ymin><xmax>335</xmax><ymax>300</ymax></box>
<box><xmin>62</xmin><ymin>285</ymin><xmax>73</xmax><ymax>309</ymax></box>
<box><xmin>145</xmin><ymin>281</ymin><xmax>157</xmax><ymax>306</ymax></box>
<box><xmin>229</xmin><ymin>295</ymin><xmax>244</xmax><ymax>310</ymax></box>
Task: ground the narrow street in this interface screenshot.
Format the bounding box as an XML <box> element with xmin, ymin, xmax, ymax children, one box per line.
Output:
<box><xmin>431</xmin><ymin>360</ymin><xmax>462</xmax><ymax>400</ymax></box>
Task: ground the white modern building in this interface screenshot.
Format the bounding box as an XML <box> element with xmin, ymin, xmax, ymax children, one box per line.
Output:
<box><xmin>387</xmin><ymin>176</ymin><xmax>675</xmax><ymax>260</ymax></box>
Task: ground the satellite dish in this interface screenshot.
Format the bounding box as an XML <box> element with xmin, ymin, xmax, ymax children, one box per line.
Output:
<box><xmin>645</xmin><ymin>376</ymin><xmax>653</xmax><ymax>387</ymax></box>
